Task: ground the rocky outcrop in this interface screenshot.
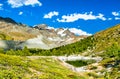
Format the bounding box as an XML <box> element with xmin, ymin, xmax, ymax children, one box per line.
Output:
<box><xmin>0</xmin><ymin>40</ymin><xmax>22</xmax><ymax>50</ymax></box>
<box><xmin>33</xmin><ymin>24</ymin><xmax>48</xmax><ymax>30</ymax></box>
<box><xmin>0</xmin><ymin>17</ymin><xmax>17</xmax><ymax>24</ymax></box>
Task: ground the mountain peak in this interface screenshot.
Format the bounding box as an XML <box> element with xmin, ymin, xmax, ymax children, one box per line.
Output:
<box><xmin>33</xmin><ymin>24</ymin><xmax>48</xmax><ymax>30</ymax></box>
<box><xmin>0</xmin><ymin>17</ymin><xmax>17</xmax><ymax>24</ymax></box>
<box><xmin>0</xmin><ymin>18</ymin><xmax>85</xmax><ymax>49</ymax></box>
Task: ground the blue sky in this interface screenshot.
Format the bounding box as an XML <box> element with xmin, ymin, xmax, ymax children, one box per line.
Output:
<box><xmin>0</xmin><ymin>0</ymin><xmax>120</xmax><ymax>35</ymax></box>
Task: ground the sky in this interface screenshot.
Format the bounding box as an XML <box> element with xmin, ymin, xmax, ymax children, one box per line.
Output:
<box><xmin>0</xmin><ymin>0</ymin><xmax>120</xmax><ymax>35</ymax></box>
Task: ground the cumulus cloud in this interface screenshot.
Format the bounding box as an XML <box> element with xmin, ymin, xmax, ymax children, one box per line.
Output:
<box><xmin>57</xmin><ymin>12</ymin><xmax>106</xmax><ymax>22</ymax></box>
<box><xmin>115</xmin><ymin>17</ymin><xmax>120</xmax><ymax>20</ymax></box>
<box><xmin>112</xmin><ymin>12</ymin><xmax>119</xmax><ymax>16</ymax></box>
<box><xmin>69</xmin><ymin>28</ymin><xmax>92</xmax><ymax>36</ymax></box>
<box><xmin>108</xmin><ymin>18</ymin><xmax>112</xmax><ymax>20</ymax></box>
<box><xmin>18</xmin><ymin>11</ymin><xmax>23</xmax><ymax>15</ymax></box>
<box><xmin>47</xmin><ymin>26</ymin><xmax>91</xmax><ymax>36</ymax></box>
<box><xmin>47</xmin><ymin>26</ymin><xmax>56</xmax><ymax>29</ymax></box>
<box><xmin>0</xmin><ymin>4</ymin><xmax>3</xmax><ymax>7</ymax></box>
<box><xmin>7</xmin><ymin>0</ymin><xmax>42</xmax><ymax>8</ymax></box>
<box><xmin>0</xmin><ymin>3</ymin><xmax>3</xmax><ymax>10</ymax></box>
<box><xmin>43</xmin><ymin>11</ymin><xmax>59</xmax><ymax>19</ymax></box>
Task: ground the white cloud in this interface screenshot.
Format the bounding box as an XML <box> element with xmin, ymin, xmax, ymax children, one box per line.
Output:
<box><xmin>24</xmin><ymin>0</ymin><xmax>42</xmax><ymax>6</ymax></box>
<box><xmin>0</xmin><ymin>3</ymin><xmax>3</xmax><ymax>10</ymax></box>
<box><xmin>115</xmin><ymin>17</ymin><xmax>120</xmax><ymax>20</ymax></box>
<box><xmin>69</xmin><ymin>28</ymin><xmax>92</xmax><ymax>36</ymax></box>
<box><xmin>43</xmin><ymin>11</ymin><xmax>59</xmax><ymax>19</ymax></box>
<box><xmin>0</xmin><ymin>4</ymin><xmax>3</xmax><ymax>7</ymax></box>
<box><xmin>112</xmin><ymin>12</ymin><xmax>119</xmax><ymax>16</ymax></box>
<box><xmin>47</xmin><ymin>26</ymin><xmax>91</xmax><ymax>36</ymax></box>
<box><xmin>108</xmin><ymin>18</ymin><xmax>112</xmax><ymax>20</ymax></box>
<box><xmin>47</xmin><ymin>26</ymin><xmax>56</xmax><ymax>30</ymax></box>
<box><xmin>7</xmin><ymin>0</ymin><xmax>42</xmax><ymax>8</ymax></box>
<box><xmin>97</xmin><ymin>13</ymin><xmax>106</xmax><ymax>21</ymax></box>
<box><xmin>18</xmin><ymin>11</ymin><xmax>23</xmax><ymax>15</ymax></box>
<box><xmin>57</xmin><ymin>12</ymin><xmax>106</xmax><ymax>22</ymax></box>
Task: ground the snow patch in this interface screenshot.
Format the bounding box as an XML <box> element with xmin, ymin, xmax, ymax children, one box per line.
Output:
<box><xmin>48</xmin><ymin>37</ymin><xmax>62</xmax><ymax>41</ymax></box>
<box><xmin>57</xmin><ymin>30</ymin><xmax>66</xmax><ymax>37</ymax></box>
<box><xmin>66</xmin><ymin>38</ymin><xmax>74</xmax><ymax>42</ymax></box>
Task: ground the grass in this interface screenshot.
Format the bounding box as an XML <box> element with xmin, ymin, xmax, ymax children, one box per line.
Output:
<box><xmin>0</xmin><ymin>53</ymin><xmax>85</xmax><ymax>79</ymax></box>
<box><xmin>0</xmin><ymin>32</ymin><xmax>12</xmax><ymax>40</ymax></box>
<box><xmin>66</xmin><ymin>60</ymin><xmax>96</xmax><ymax>67</ymax></box>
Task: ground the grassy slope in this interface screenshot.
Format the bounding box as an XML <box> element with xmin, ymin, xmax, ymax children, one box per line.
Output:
<box><xmin>0</xmin><ymin>32</ymin><xmax>12</xmax><ymax>40</ymax></box>
<box><xmin>93</xmin><ymin>24</ymin><xmax>120</xmax><ymax>52</ymax></box>
<box><xmin>0</xmin><ymin>54</ymin><xmax>86</xmax><ymax>79</ymax></box>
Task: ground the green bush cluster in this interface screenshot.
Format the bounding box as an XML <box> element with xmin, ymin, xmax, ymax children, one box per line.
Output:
<box><xmin>0</xmin><ymin>32</ymin><xmax>12</xmax><ymax>40</ymax></box>
<box><xmin>100</xmin><ymin>43</ymin><xmax>120</xmax><ymax>79</ymax></box>
<box><xmin>5</xmin><ymin>46</ymin><xmax>32</xmax><ymax>56</ymax></box>
<box><xmin>29</xmin><ymin>36</ymin><xmax>94</xmax><ymax>56</ymax></box>
<box><xmin>103</xmin><ymin>43</ymin><xmax>120</xmax><ymax>60</ymax></box>
<box><xmin>0</xmin><ymin>36</ymin><xmax>94</xmax><ymax>56</ymax></box>
<box><xmin>66</xmin><ymin>59</ymin><xmax>96</xmax><ymax>67</ymax></box>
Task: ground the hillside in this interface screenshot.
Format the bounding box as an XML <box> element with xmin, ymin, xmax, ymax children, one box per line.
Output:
<box><xmin>93</xmin><ymin>24</ymin><xmax>120</xmax><ymax>52</ymax></box>
<box><xmin>0</xmin><ymin>54</ymin><xmax>85</xmax><ymax>79</ymax></box>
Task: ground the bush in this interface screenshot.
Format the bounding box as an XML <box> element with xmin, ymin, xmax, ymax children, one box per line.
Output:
<box><xmin>66</xmin><ymin>59</ymin><xmax>96</xmax><ymax>67</ymax></box>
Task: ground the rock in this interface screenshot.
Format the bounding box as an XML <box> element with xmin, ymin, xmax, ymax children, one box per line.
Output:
<box><xmin>0</xmin><ymin>17</ymin><xmax>17</xmax><ymax>24</ymax></box>
<box><xmin>34</xmin><ymin>24</ymin><xmax>48</xmax><ymax>30</ymax></box>
<box><xmin>0</xmin><ymin>16</ymin><xmax>87</xmax><ymax>49</ymax></box>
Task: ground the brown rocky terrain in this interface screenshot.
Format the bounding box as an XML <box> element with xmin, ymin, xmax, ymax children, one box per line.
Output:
<box><xmin>0</xmin><ymin>16</ymin><xmax>87</xmax><ymax>49</ymax></box>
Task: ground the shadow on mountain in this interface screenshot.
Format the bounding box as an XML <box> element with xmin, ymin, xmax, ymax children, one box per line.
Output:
<box><xmin>0</xmin><ymin>17</ymin><xmax>17</xmax><ymax>24</ymax></box>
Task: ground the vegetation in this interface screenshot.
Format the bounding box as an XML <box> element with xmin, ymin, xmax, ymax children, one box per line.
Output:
<box><xmin>0</xmin><ymin>32</ymin><xmax>12</xmax><ymax>40</ymax></box>
<box><xmin>100</xmin><ymin>43</ymin><xmax>120</xmax><ymax>79</ymax></box>
<box><xmin>0</xmin><ymin>36</ymin><xmax>94</xmax><ymax>56</ymax></box>
<box><xmin>28</xmin><ymin>36</ymin><xmax>93</xmax><ymax>56</ymax></box>
<box><xmin>102</xmin><ymin>43</ymin><xmax>120</xmax><ymax>59</ymax></box>
<box><xmin>93</xmin><ymin>24</ymin><xmax>120</xmax><ymax>52</ymax></box>
<box><xmin>0</xmin><ymin>53</ymin><xmax>84</xmax><ymax>79</ymax></box>
<box><xmin>66</xmin><ymin>59</ymin><xmax>96</xmax><ymax>67</ymax></box>
<box><xmin>0</xmin><ymin>24</ymin><xmax>120</xmax><ymax>78</ymax></box>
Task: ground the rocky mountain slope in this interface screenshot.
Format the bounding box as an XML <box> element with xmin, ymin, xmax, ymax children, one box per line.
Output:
<box><xmin>0</xmin><ymin>16</ymin><xmax>86</xmax><ymax>49</ymax></box>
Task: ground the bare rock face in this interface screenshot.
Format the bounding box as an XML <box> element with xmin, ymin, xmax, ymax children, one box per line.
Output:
<box><xmin>0</xmin><ymin>16</ymin><xmax>87</xmax><ymax>50</ymax></box>
<box><xmin>0</xmin><ymin>17</ymin><xmax>17</xmax><ymax>24</ymax></box>
<box><xmin>63</xmin><ymin>29</ymin><xmax>75</xmax><ymax>37</ymax></box>
<box><xmin>33</xmin><ymin>24</ymin><xmax>48</xmax><ymax>30</ymax></box>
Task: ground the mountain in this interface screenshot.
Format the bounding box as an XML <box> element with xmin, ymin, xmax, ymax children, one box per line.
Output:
<box><xmin>44</xmin><ymin>24</ymin><xmax>120</xmax><ymax>56</ymax></box>
<box><xmin>0</xmin><ymin>17</ymin><xmax>17</xmax><ymax>24</ymax></box>
<box><xmin>0</xmin><ymin>16</ymin><xmax>85</xmax><ymax>49</ymax></box>
<box><xmin>0</xmin><ymin>16</ymin><xmax>120</xmax><ymax>79</ymax></box>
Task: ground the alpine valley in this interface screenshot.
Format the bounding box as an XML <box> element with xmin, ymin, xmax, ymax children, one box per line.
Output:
<box><xmin>0</xmin><ymin>16</ymin><xmax>120</xmax><ymax>79</ymax></box>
